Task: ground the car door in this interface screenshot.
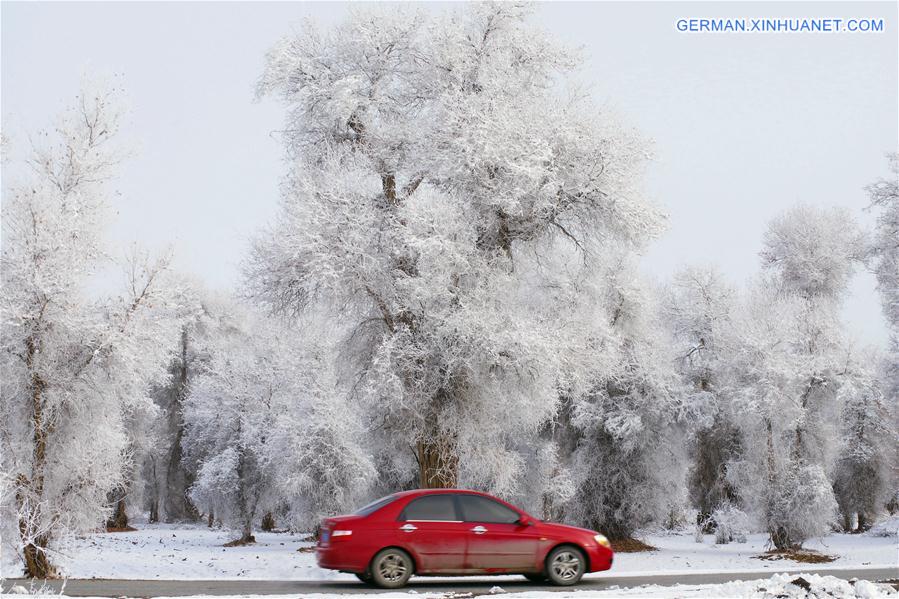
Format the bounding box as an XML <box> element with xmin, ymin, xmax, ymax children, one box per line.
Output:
<box><xmin>395</xmin><ymin>494</ymin><xmax>469</xmax><ymax>574</ymax></box>
<box><xmin>458</xmin><ymin>494</ymin><xmax>540</xmax><ymax>572</ymax></box>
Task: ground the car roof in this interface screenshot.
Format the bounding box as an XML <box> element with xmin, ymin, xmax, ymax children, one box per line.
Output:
<box><xmin>393</xmin><ymin>488</ymin><xmax>495</xmax><ymax>499</ymax></box>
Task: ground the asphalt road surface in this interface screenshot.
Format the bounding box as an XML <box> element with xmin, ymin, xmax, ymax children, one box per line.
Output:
<box><xmin>2</xmin><ymin>567</ymin><xmax>897</xmax><ymax>596</ymax></box>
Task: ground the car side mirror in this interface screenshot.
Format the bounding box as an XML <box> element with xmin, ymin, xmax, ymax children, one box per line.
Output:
<box><xmin>518</xmin><ymin>516</ymin><xmax>534</xmax><ymax>527</ymax></box>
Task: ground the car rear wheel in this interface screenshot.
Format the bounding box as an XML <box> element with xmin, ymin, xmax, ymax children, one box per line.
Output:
<box><xmin>354</xmin><ymin>572</ymin><xmax>372</xmax><ymax>584</ymax></box>
<box><xmin>546</xmin><ymin>545</ymin><xmax>586</xmax><ymax>586</ymax></box>
<box><xmin>523</xmin><ymin>572</ymin><xmax>546</xmax><ymax>582</ymax></box>
<box><xmin>370</xmin><ymin>548</ymin><xmax>414</xmax><ymax>589</ymax></box>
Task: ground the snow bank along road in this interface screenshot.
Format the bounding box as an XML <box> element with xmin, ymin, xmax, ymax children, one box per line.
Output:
<box><xmin>3</xmin><ymin>567</ymin><xmax>898</xmax><ymax>597</ymax></box>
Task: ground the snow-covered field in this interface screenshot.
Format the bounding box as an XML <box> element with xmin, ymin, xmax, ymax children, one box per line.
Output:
<box><xmin>1</xmin><ymin>523</ymin><xmax>895</xmax><ymax>581</ymax></box>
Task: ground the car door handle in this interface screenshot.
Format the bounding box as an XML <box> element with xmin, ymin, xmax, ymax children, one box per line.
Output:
<box><xmin>471</xmin><ymin>525</ymin><xmax>488</xmax><ymax>535</ymax></box>
<box><xmin>400</xmin><ymin>523</ymin><xmax>417</xmax><ymax>533</ymax></box>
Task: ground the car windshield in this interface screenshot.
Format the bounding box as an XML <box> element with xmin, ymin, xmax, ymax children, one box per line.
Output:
<box><xmin>354</xmin><ymin>494</ymin><xmax>398</xmax><ymax>516</ymax></box>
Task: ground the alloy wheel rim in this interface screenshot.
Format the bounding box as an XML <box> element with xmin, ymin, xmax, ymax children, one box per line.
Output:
<box><xmin>551</xmin><ymin>551</ymin><xmax>581</xmax><ymax>581</ymax></box>
<box><xmin>378</xmin><ymin>553</ymin><xmax>407</xmax><ymax>582</ymax></box>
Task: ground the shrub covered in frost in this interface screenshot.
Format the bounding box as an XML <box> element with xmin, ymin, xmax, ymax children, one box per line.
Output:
<box><xmin>712</xmin><ymin>503</ymin><xmax>750</xmax><ymax>544</ymax></box>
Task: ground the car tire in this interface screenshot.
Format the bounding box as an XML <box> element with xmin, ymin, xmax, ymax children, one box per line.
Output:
<box><xmin>545</xmin><ymin>545</ymin><xmax>586</xmax><ymax>586</ymax></box>
<box><xmin>370</xmin><ymin>548</ymin><xmax>414</xmax><ymax>589</ymax></box>
<box><xmin>523</xmin><ymin>572</ymin><xmax>546</xmax><ymax>582</ymax></box>
<box><xmin>354</xmin><ymin>571</ymin><xmax>372</xmax><ymax>584</ymax></box>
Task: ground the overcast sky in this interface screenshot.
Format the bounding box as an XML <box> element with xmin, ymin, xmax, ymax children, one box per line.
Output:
<box><xmin>2</xmin><ymin>1</ymin><xmax>897</xmax><ymax>348</ymax></box>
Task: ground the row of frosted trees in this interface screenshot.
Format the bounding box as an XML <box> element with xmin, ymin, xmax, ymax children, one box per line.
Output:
<box><xmin>1</xmin><ymin>4</ymin><xmax>896</xmax><ymax>579</ymax></box>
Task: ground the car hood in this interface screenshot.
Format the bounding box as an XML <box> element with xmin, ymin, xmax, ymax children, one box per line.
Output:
<box><xmin>536</xmin><ymin>521</ymin><xmax>599</xmax><ymax>537</ymax></box>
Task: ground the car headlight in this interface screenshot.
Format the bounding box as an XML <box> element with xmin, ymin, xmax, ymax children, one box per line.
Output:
<box><xmin>594</xmin><ymin>534</ymin><xmax>611</xmax><ymax>548</ymax></box>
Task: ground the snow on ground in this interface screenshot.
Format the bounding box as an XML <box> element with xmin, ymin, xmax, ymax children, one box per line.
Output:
<box><xmin>4</xmin><ymin>573</ymin><xmax>897</xmax><ymax>598</ymax></box>
<box><xmin>1</xmin><ymin>523</ymin><xmax>896</xmax><ymax>581</ymax></box>
<box><xmin>612</xmin><ymin>530</ymin><xmax>897</xmax><ymax>577</ymax></box>
<box><xmin>870</xmin><ymin>517</ymin><xmax>899</xmax><ymax>539</ymax></box>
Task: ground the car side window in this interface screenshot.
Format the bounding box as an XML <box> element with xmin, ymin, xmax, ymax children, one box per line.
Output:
<box><xmin>458</xmin><ymin>495</ymin><xmax>520</xmax><ymax>524</ymax></box>
<box><xmin>400</xmin><ymin>495</ymin><xmax>459</xmax><ymax>521</ymax></box>
<box><xmin>354</xmin><ymin>494</ymin><xmax>397</xmax><ymax>516</ymax></box>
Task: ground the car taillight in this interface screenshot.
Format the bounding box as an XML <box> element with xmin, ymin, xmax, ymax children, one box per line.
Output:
<box><xmin>332</xmin><ymin>529</ymin><xmax>352</xmax><ymax>537</ymax></box>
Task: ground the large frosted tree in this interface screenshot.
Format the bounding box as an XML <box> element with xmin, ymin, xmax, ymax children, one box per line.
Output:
<box><xmin>0</xmin><ymin>86</ymin><xmax>185</xmax><ymax>577</ymax></box>
<box><xmin>249</xmin><ymin>4</ymin><xmax>664</xmax><ymax>492</ymax></box>
<box><xmin>727</xmin><ymin>205</ymin><xmax>867</xmax><ymax>550</ymax></box>
<box><xmin>831</xmin><ymin>354</ymin><xmax>891</xmax><ymax>532</ymax></box>
<box><xmin>566</xmin><ymin>259</ymin><xmax>688</xmax><ymax>539</ymax></box>
<box><xmin>868</xmin><ymin>153</ymin><xmax>899</xmax><ymax>339</ymax></box>
<box><xmin>664</xmin><ymin>266</ymin><xmax>742</xmax><ymax>532</ymax></box>
<box><xmin>138</xmin><ymin>286</ymin><xmax>229</xmax><ymax>525</ymax></box>
<box><xmin>182</xmin><ymin>303</ymin><xmax>373</xmax><ymax>542</ymax></box>
<box><xmin>864</xmin><ymin>153</ymin><xmax>899</xmax><ymax>515</ymax></box>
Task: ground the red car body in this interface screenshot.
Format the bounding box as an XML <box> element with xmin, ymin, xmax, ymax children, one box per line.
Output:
<box><xmin>316</xmin><ymin>489</ymin><xmax>613</xmax><ymax>584</ymax></box>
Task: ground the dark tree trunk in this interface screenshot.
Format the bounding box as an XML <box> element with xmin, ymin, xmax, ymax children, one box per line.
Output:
<box><xmin>770</xmin><ymin>526</ymin><xmax>801</xmax><ymax>551</ymax></box>
<box><xmin>261</xmin><ymin>512</ymin><xmax>275</xmax><ymax>532</ymax></box>
<box><xmin>19</xmin><ymin>337</ymin><xmax>57</xmax><ymax>578</ymax></box>
<box><xmin>857</xmin><ymin>512</ymin><xmax>871</xmax><ymax>532</ymax></box>
<box><xmin>21</xmin><ymin>534</ymin><xmax>55</xmax><ymax>579</ymax></box>
<box><xmin>240</xmin><ymin>520</ymin><xmax>255</xmax><ymax>544</ymax></box>
<box><xmin>207</xmin><ymin>509</ymin><xmax>215</xmax><ymax>528</ymax></box>
<box><xmin>416</xmin><ymin>433</ymin><xmax>458</xmax><ymax>489</ymax></box>
<box><xmin>164</xmin><ymin>328</ymin><xmax>200</xmax><ymax>522</ymax></box>
<box><xmin>106</xmin><ymin>495</ymin><xmax>128</xmax><ymax>529</ymax></box>
<box><xmin>841</xmin><ymin>511</ymin><xmax>853</xmax><ymax>533</ymax></box>
<box><xmin>416</xmin><ymin>387</ymin><xmax>459</xmax><ymax>489</ymax></box>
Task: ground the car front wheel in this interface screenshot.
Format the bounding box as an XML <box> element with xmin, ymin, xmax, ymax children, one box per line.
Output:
<box><xmin>370</xmin><ymin>548</ymin><xmax>414</xmax><ymax>589</ymax></box>
<box><xmin>354</xmin><ymin>571</ymin><xmax>372</xmax><ymax>584</ymax></box>
<box><xmin>523</xmin><ymin>572</ymin><xmax>546</xmax><ymax>582</ymax></box>
<box><xmin>546</xmin><ymin>545</ymin><xmax>586</xmax><ymax>586</ymax></box>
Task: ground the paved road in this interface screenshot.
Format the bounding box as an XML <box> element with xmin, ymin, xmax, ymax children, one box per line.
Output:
<box><xmin>2</xmin><ymin>567</ymin><xmax>897</xmax><ymax>596</ymax></box>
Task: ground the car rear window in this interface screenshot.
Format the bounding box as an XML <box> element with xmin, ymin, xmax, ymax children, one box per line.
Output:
<box><xmin>401</xmin><ymin>494</ymin><xmax>459</xmax><ymax>521</ymax></box>
<box><xmin>458</xmin><ymin>494</ymin><xmax>519</xmax><ymax>524</ymax></box>
<box><xmin>354</xmin><ymin>494</ymin><xmax>397</xmax><ymax>516</ymax></box>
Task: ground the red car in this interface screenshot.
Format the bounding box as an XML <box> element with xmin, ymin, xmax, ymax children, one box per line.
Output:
<box><xmin>316</xmin><ymin>489</ymin><xmax>613</xmax><ymax>588</ymax></box>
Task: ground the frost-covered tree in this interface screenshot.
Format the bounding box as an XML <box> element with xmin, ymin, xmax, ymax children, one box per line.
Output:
<box><xmin>265</xmin><ymin>350</ymin><xmax>376</xmax><ymax>533</ymax></box>
<box><xmin>182</xmin><ymin>306</ymin><xmax>281</xmax><ymax>544</ymax></box>
<box><xmin>566</xmin><ymin>259</ymin><xmax>687</xmax><ymax>540</ymax></box>
<box><xmin>183</xmin><ymin>305</ymin><xmax>373</xmax><ymax>541</ymax></box>
<box><xmin>728</xmin><ymin>205</ymin><xmax>867</xmax><ymax>550</ymax></box>
<box><xmin>0</xmin><ymin>86</ymin><xmax>185</xmax><ymax>577</ymax></box>
<box><xmin>831</xmin><ymin>355</ymin><xmax>892</xmax><ymax>532</ymax></box>
<box><xmin>137</xmin><ymin>285</ymin><xmax>228</xmax><ymax>525</ymax></box>
<box><xmin>866</xmin><ymin>154</ymin><xmax>899</xmax><ymax>514</ymax></box>
<box><xmin>664</xmin><ymin>266</ymin><xmax>741</xmax><ymax>533</ymax></box>
<box><xmin>249</xmin><ymin>3</ymin><xmax>663</xmax><ymax>493</ymax></box>
<box><xmin>867</xmin><ymin>154</ymin><xmax>899</xmax><ymax>338</ymax></box>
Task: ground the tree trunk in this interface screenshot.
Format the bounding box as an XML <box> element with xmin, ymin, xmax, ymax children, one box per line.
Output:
<box><xmin>857</xmin><ymin>512</ymin><xmax>871</xmax><ymax>532</ymax></box>
<box><xmin>224</xmin><ymin>521</ymin><xmax>256</xmax><ymax>546</ymax></box>
<box><xmin>261</xmin><ymin>512</ymin><xmax>275</xmax><ymax>532</ymax></box>
<box><xmin>416</xmin><ymin>433</ymin><xmax>458</xmax><ymax>489</ymax></box>
<box><xmin>207</xmin><ymin>509</ymin><xmax>214</xmax><ymax>528</ymax></box>
<box><xmin>416</xmin><ymin>386</ymin><xmax>459</xmax><ymax>489</ymax></box>
<box><xmin>164</xmin><ymin>328</ymin><xmax>200</xmax><ymax>522</ymax></box>
<box><xmin>763</xmin><ymin>419</ymin><xmax>798</xmax><ymax>550</ymax></box>
<box><xmin>769</xmin><ymin>526</ymin><xmax>798</xmax><ymax>551</ymax></box>
<box><xmin>241</xmin><ymin>520</ymin><xmax>255</xmax><ymax>544</ymax></box>
<box><xmin>21</xmin><ymin>534</ymin><xmax>56</xmax><ymax>579</ymax></box>
<box><xmin>107</xmin><ymin>495</ymin><xmax>128</xmax><ymax>530</ymax></box>
<box><xmin>19</xmin><ymin>337</ymin><xmax>57</xmax><ymax>578</ymax></box>
<box><xmin>147</xmin><ymin>460</ymin><xmax>160</xmax><ymax>523</ymax></box>
<box><xmin>841</xmin><ymin>511</ymin><xmax>853</xmax><ymax>533</ymax></box>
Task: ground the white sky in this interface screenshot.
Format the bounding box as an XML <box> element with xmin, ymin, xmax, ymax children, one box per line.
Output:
<box><xmin>2</xmin><ymin>1</ymin><xmax>897</xmax><ymax>348</ymax></box>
